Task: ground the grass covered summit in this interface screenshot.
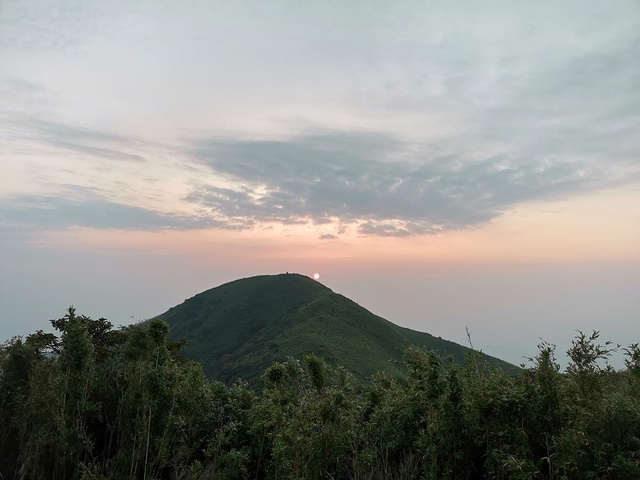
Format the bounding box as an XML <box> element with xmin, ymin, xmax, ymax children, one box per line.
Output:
<box><xmin>158</xmin><ymin>273</ymin><xmax>516</xmax><ymax>383</ymax></box>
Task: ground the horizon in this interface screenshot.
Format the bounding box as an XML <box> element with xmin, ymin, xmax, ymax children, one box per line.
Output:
<box><xmin>1</xmin><ymin>0</ymin><xmax>639</xmax><ymax>369</ymax></box>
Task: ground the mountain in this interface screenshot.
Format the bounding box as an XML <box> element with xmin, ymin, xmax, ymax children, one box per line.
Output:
<box><xmin>159</xmin><ymin>273</ymin><xmax>518</xmax><ymax>383</ymax></box>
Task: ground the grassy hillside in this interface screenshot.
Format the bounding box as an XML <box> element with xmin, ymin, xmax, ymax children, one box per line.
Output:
<box><xmin>159</xmin><ymin>273</ymin><xmax>518</xmax><ymax>383</ymax></box>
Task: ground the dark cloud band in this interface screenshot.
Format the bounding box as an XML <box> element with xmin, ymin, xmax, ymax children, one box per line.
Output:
<box><xmin>187</xmin><ymin>131</ymin><xmax>637</xmax><ymax>236</ymax></box>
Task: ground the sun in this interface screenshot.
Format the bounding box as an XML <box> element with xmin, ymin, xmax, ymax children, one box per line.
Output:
<box><xmin>313</xmin><ymin>273</ymin><xmax>320</xmax><ymax>280</ymax></box>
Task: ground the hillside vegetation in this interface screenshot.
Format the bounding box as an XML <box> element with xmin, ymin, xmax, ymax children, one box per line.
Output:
<box><xmin>1</xmin><ymin>310</ymin><xmax>639</xmax><ymax>479</ymax></box>
<box><xmin>159</xmin><ymin>273</ymin><xmax>517</xmax><ymax>383</ymax></box>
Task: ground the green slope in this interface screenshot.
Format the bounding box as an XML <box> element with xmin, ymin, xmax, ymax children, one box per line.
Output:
<box><xmin>159</xmin><ymin>273</ymin><xmax>518</xmax><ymax>383</ymax></box>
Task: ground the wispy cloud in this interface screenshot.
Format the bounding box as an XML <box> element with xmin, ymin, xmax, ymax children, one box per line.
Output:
<box><xmin>0</xmin><ymin>189</ymin><xmax>235</xmax><ymax>240</ymax></box>
<box><xmin>2</xmin><ymin>118</ymin><xmax>150</xmax><ymax>162</ymax></box>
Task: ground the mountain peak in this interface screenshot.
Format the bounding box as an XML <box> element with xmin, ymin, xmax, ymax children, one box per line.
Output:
<box><xmin>160</xmin><ymin>274</ymin><xmax>517</xmax><ymax>383</ymax></box>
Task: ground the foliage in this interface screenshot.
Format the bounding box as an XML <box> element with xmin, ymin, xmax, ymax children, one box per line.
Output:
<box><xmin>0</xmin><ymin>309</ymin><xmax>638</xmax><ymax>479</ymax></box>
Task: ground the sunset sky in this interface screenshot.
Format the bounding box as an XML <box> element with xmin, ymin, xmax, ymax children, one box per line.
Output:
<box><xmin>1</xmin><ymin>0</ymin><xmax>639</xmax><ymax>366</ymax></box>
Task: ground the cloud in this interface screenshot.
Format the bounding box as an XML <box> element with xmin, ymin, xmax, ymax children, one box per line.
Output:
<box><xmin>0</xmin><ymin>77</ymin><xmax>50</xmax><ymax>114</ymax></box>
<box><xmin>0</xmin><ymin>1</ymin><xmax>125</xmax><ymax>52</ymax></box>
<box><xmin>0</xmin><ymin>190</ymin><xmax>235</xmax><ymax>239</ymax></box>
<box><xmin>358</xmin><ymin>221</ymin><xmax>439</xmax><ymax>237</ymax></box>
<box><xmin>2</xmin><ymin>2</ymin><xmax>639</xmax><ymax>238</ymax></box>
<box><xmin>186</xmin><ymin>130</ymin><xmax>639</xmax><ymax>236</ymax></box>
<box><xmin>5</xmin><ymin>118</ymin><xmax>150</xmax><ymax>162</ymax></box>
<box><xmin>42</xmin><ymin>139</ymin><xmax>147</xmax><ymax>162</ymax></box>
<box><xmin>319</xmin><ymin>234</ymin><xmax>338</xmax><ymax>240</ymax></box>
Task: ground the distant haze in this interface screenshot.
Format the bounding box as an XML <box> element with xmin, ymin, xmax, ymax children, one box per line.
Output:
<box><xmin>1</xmin><ymin>0</ymin><xmax>639</xmax><ymax>367</ymax></box>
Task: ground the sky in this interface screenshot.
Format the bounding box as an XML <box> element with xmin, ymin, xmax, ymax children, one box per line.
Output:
<box><xmin>1</xmin><ymin>0</ymin><xmax>639</xmax><ymax>368</ymax></box>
